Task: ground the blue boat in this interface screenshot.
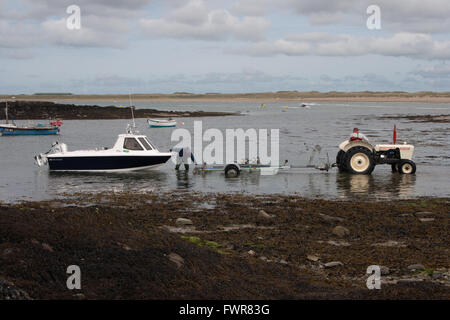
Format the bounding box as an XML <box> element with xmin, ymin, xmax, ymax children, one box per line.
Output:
<box><xmin>1</xmin><ymin>101</ymin><xmax>60</xmax><ymax>136</ymax></box>
<box><xmin>1</xmin><ymin>125</ymin><xmax>59</xmax><ymax>136</ymax></box>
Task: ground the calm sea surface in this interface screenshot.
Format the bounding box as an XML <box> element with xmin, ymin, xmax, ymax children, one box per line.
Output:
<box><xmin>1</xmin><ymin>100</ymin><xmax>449</xmax><ymax>202</ymax></box>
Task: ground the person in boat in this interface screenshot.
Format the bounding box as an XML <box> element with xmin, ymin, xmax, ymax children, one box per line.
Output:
<box><xmin>170</xmin><ymin>146</ymin><xmax>196</xmax><ymax>171</ymax></box>
<box><xmin>349</xmin><ymin>127</ymin><xmax>369</xmax><ymax>142</ymax></box>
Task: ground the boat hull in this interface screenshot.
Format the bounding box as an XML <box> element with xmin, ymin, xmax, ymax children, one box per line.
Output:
<box><xmin>149</xmin><ymin>124</ymin><xmax>176</xmax><ymax>128</ymax></box>
<box><xmin>1</xmin><ymin>127</ymin><xmax>59</xmax><ymax>136</ymax></box>
<box><xmin>47</xmin><ymin>155</ymin><xmax>172</xmax><ymax>172</ymax></box>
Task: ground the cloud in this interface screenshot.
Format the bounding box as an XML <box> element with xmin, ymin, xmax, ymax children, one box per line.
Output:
<box><xmin>139</xmin><ymin>0</ymin><xmax>270</xmax><ymax>41</ymax></box>
<box><xmin>233</xmin><ymin>32</ymin><xmax>450</xmax><ymax>60</ymax></box>
<box><xmin>413</xmin><ymin>64</ymin><xmax>450</xmax><ymax>78</ymax></box>
<box><xmin>232</xmin><ymin>0</ymin><xmax>450</xmax><ymax>33</ymax></box>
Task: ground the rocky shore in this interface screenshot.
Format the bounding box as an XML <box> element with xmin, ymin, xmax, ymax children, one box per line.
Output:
<box><xmin>0</xmin><ymin>101</ymin><xmax>237</xmax><ymax>120</ymax></box>
<box><xmin>0</xmin><ymin>192</ymin><xmax>448</xmax><ymax>300</ymax></box>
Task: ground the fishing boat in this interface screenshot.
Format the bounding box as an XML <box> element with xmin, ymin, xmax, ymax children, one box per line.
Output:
<box><xmin>147</xmin><ymin>118</ymin><xmax>177</xmax><ymax>128</ymax></box>
<box><xmin>1</xmin><ymin>100</ymin><xmax>60</xmax><ymax>136</ymax></box>
<box><xmin>35</xmin><ymin>126</ymin><xmax>172</xmax><ymax>172</ymax></box>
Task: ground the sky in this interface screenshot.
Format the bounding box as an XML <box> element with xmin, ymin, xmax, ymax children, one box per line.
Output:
<box><xmin>1</xmin><ymin>0</ymin><xmax>450</xmax><ymax>94</ymax></box>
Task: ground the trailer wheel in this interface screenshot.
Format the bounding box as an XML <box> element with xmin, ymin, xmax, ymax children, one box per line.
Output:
<box><xmin>398</xmin><ymin>160</ymin><xmax>416</xmax><ymax>174</ymax></box>
<box><xmin>224</xmin><ymin>164</ymin><xmax>240</xmax><ymax>177</ymax></box>
<box><xmin>336</xmin><ymin>150</ymin><xmax>347</xmax><ymax>173</ymax></box>
<box><xmin>344</xmin><ymin>146</ymin><xmax>375</xmax><ymax>175</ymax></box>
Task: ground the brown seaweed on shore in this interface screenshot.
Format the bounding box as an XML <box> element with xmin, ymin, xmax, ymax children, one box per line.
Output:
<box><xmin>0</xmin><ymin>192</ymin><xmax>449</xmax><ymax>299</ymax></box>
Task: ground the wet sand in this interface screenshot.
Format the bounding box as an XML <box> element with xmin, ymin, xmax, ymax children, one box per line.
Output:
<box><xmin>1</xmin><ymin>192</ymin><xmax>448</xmax><ymax>299</ymax></box>
<box><xmin>2</xmin><ymin>92</ymin><xmax>450</xmax><ymax>103</ymax></box>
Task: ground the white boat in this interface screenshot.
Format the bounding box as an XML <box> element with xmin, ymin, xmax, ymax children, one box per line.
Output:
<box><xmin>35</xmin><ymin>127</ymin><xmax>172</xmax><ymax>172</ymax></box>
<box><xmin>147</xmin><ymin>118</ymin><xmax>177</xmax><ymax>128</ymax></box>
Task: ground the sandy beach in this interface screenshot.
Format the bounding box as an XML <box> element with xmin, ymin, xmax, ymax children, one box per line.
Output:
<box><xmin>2</xmin><ymin>92</ymin><xmax>450</xmax><ymax>103</ymax></box>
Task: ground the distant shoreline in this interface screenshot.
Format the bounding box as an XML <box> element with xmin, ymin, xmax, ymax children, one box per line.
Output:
<box><xmin>1</xmin><ymin>92</ymin><xmax>450</xmax><ymax>103</ymax></box>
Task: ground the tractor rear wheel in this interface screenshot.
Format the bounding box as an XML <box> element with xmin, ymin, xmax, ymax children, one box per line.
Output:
<box><xmin>344</xmin><ymin>146</ymin><xmax>375</xmax><ymax>175</ymax></box>
<box><xmin>336</xmin><ymin>150</ymin><xmax>347</xmax><ymax>173</ymax></box>
<box><xmin>398</xmin><ymin>160</ymin><xmax>416</xmax><ymax>174</ymax></box>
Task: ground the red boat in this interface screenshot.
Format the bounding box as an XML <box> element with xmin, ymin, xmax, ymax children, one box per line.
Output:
<box><xmin>50</xmin><ymin>119</ymin><xmax>63</xmax><ymax>126</ymax></box>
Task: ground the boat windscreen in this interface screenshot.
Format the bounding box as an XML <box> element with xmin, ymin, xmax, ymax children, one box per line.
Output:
<box><xmin>138</xmin><ymin>137</ymin><xmax>153</xmax><ymax>150</ymax></box>
<box><xmin>124</xmin><ymin>138</ymin><xmax>144</xmax><ymax>151</ymax></box>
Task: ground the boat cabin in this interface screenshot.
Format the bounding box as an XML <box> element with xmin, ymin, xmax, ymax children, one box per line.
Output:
<box><xmin>112</xmin><ymin>134</ymin><xmax>158</xmax><ymax>152</ymax></box>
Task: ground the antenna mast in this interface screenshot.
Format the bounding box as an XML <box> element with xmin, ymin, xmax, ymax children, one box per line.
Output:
<box><xmin>5</xmin><ymin>100</ymin><xmax>8</xmax><ymax>124</ymax></box>
<box><xmin>129</xmin><ymin>92</ymin><xmax>136</xmax><ymax>130</ymax></box>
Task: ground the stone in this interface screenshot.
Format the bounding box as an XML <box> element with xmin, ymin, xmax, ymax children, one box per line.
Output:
<box><xmin>415</xmin><ymin>211</ymin><xmax>433</xmax><ymax>216</ymax></box>
<box><xmin>324</xmin><ymin>261</ymin><xmax>344</xmax><ymax>268</ymax></box>
<box><xmin>307</xmin><ymin>254</ymin><xmax>320</xmax><ymax>262</ymax></box>
<box><xmin>432</xmin><ymin>272</ymin><xmax>443</xmax><ymax>279</ymax></box>
<box><xmin>372</xmin><ymin>240</ymin><xmax>407</xmax><ymax>247</ymax></box>
<box><xmin>258</xmin><ymin>210</ymin><xmax>272</xmax><ymax>219</ymax></box>
<box><xmin>175</xmin><ymin>218</ymin><xmax>193</xmax><ymax>226</ymax></box>
<box><xmin>419</xmin><ymin>218</ymin><xmax>435</xmax><ymax>222</ymax></box>
<box><xmin>317</xmin><ymin>213</ymin><xmax>344</xmax><ymax>222</ymax></box>
<box><xmin>41</xmin><ymin>243</ymin><xmax>54</xmax><ymax>252</ymax></box>
<box><xmin>326</xmin><ymin>240</ymin><xmax>351</xmax><ymax>247</ymax></box>
<box><xmin>397</xmin><ymin>278</ymin><xmax>424</xmax><ymax>284</ymax></box>
<box><xmin>247</xmin><ymin>250</ymin><xmax>255</xmax><ymax>256</ymax></box>
<box><xmin>168</xmin><ymin>253</ymin><xmax>184</xmax><ymax>268</ymax></box>
<box><xmin>279</xmin><ymin>259</ymin><xmax>288</xmax><ymax>265</ymax></box>
<box><xmin>332</xmin><ymin>226</ymin><xmax>350</xmax><ymax>237</ymax></box>
<box><xmin>73</xmin><ymin>293</ymin><xmax>86</xmax><ymax>300</ymax></box>
<box><xmin>380</xmin><ymin>266</ymin><xmax>390</xmax><ymax>275</ymax></box>
<box><xmin>408</xmin><ymin>264</ymin><xmax>425</xmax><ymax>271</ymax></box>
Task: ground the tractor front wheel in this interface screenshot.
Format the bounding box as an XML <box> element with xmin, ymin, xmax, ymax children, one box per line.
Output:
<box><xmin>398</xmin><ymin>160</ymin><xmax>416</xmax><ymax>174</ymax></box>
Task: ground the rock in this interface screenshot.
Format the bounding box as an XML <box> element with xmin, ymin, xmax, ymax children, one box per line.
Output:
<box><xmin>332</xmin><ymin>226</ymin><xmax>350</xmax><ymax>237</ymax></box>
<box><xmin>326</xmin><ymin>240</ymin><xmax>351</xmax><ymax>247</ymax></box>
<box><xmin>307</xmin><ymin>254</ymin><xmax>320</xmax><ymax>262</ymax></box>
<box><xmin>258</xmin><ymin>210</ymin><xmax>272</xmax><ymax>219</ymax></box>
<box><xmin>0</xmin><ymin>279</ymin><xmax>31</xmax><ymax>300</ymax></box>
<box><xmin>372</xmin><ymin>240</ymin><xmax>407</xmax><ymax>247</ymax></box>
<box><xmin>415</xmin><ymin>211</ymin><xmax>433</xmax><ymax>216</ymax></box>
<box><xmin>397</xmin><ymin>278</ymin><xmax>424</xmax><ymax>284</ymax></box>
<box><xmin>41</xmin><ymin>243</ymin><xmax>54</xmax><ymax>252</ymax></box>
<box><xmin>279</xmin><ymin>259</ymin><xmax>288</xmax><ymax>265</ymax></box>
<box><xmin>408</xmin><ymin>264</ymin><xmax>425</xmax><ymax>271</ymax></box>
<box><xmin>247</xmin><ymin>250</ymin><xmax>255</xmax><ymax>256</ymax></box>
<box><xmin>2</xmin><ymin>248</ymin><xmax>13</xmax><ymax>256</ymax></box>
<box><xmin>380</xmin><ymin>266</ymin><xmax>390</xmax><ymax>275</ymax></box>
<box><xmin>73</xmin><ymin>293</ymin><xmax>86</xmax><ymax>300</ymax></box>
<box><xmin>317</xmin><ymin>213</ymin><xmax>344</xmax><ymax>222</ymax></box>
<box><xmin>175</xmin><ymin>218</ymin><xmax>193</xmax><ymax>226</ymax></box>
<box><xmin>324</xmin><ymin>261</ymin><xmax>344</xmax><ymax>268</ymax></box>
<box><xmin>432</xmin><ymin>272</ymin><xmax>443</xmax><ymax>279</ymax></box>
<box><xmin>419</xmin><ymin>218</ymin><xmax>435</xmax><ymax>222</ymax></box>
<box><xmin>168</xmin><ymin>253</ymin><xmax>184</xmax><ymax>268</ymax></box>
<box><xmin>259</xmin><ymin>256</ymin><xmax>268</xmax><ymax>261</ymax></box>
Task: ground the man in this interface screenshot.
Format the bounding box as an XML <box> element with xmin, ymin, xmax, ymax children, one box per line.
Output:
<box><xmin>349</xmin><ymin>127</ymin><xmax>369</xmax><ymax>142</ymax></box>
<box><xmin>170</xmin><ymin>146</ymin><xmax>196</xmax><ymax>171</ymax></box>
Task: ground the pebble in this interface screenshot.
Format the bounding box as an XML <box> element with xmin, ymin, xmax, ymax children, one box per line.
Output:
<box><xmin>175</xmin><ymin>218</ymin><xmax>193</xmax><ymax>226</ymax></box>
<box><xmin>419</xmin><ymin>218</ymin><xmax>435</xmax><ymax>222</ymax></box>
<box><xmin>332</xmin><ymin>226</ymin><xmax>350</xmax><ymax>237</ymax></box>
<box><xmin>41</xmin><ymin>243</ymin><xmax>54</xmax><ymax>252</ymax></box>
<box><xmin>247</xmin><ymin>250</ymin><xmax>256</xmax><ymax>256</ymax></box>
<box><xmin>380</xmin><ymin>266</ymin><xmax>390</xmax><ymax>275</ymax></box>
<box><xmin>372</xmin><ymin>240</ymin><xmax>406</xmax><ymax>247</ymax></box>
<box><xmin>317</xmin><ymin>213</ymin><xmax>344</xmax><ymax>222</ymax></box>
<box><xmin>258</xmin><ymin>210</ymin><xmax>272</xmax><ymax>219</ymax></box>
<box><xmin>408</xmin><ymin>264</ymin><xmax>425</xmax><ymax>271</ymax></box>
<box><xmin>307</xmin><ymin>254</ymin><xmax>320</xmax><ymax>262</ymax></box>
<box><xmin>324</xmin><ymin>261</ymin><xmax>344</xmax><ymax>268</ymax></box>
<box><xmin>168</xmin><ymin>253</ymin><xmax>185</xmax><ymax>268</ymax></box>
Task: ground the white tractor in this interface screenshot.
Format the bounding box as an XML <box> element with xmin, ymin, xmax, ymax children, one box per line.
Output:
<box><xmin>335</xmin><ymin>128</ymin><xmax>416</xmax><ymax>175</ymax></box>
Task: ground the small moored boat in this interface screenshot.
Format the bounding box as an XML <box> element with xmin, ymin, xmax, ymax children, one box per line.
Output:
<box><xmin>147</xmin><ymin>118</ymin><xmax>177</xmax><ymax>128</ymax></box>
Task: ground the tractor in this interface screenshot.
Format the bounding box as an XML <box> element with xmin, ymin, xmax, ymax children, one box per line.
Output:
<box><xmin>335</xmin><ymin>127</ymin><xmax>416</xmax><ymax>175</ymax></box>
